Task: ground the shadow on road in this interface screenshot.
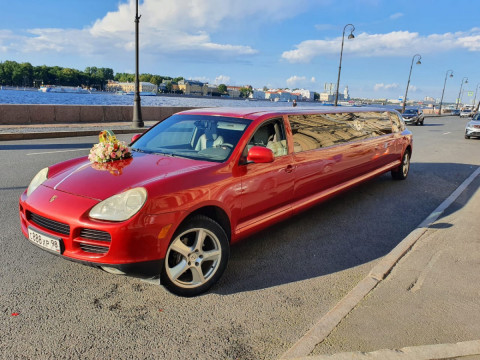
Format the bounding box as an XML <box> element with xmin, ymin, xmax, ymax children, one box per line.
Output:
<box><xmin>214</xmin><ymin>162</ymin><xmax>479</xmax><ymax>295</ymax></box>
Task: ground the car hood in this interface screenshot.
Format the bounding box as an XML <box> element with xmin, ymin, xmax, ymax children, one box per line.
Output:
<box><xmin>467</xmin><ymin>120</ymin><xmax>480</xmax><ymax>126</ymax></box>
<box><xmin>43</xmin><ymin>153</ymin><xmax>218</xmax><ymax>201</ymax></box>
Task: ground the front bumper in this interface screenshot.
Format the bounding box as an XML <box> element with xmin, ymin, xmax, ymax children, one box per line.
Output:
<box><xmin>19</xmin><ymin>186</ymin><xmax>181</xmax><ymax>277</ymax></box>
<box><xmin>466</xmin><ymin>128</ymin><xmax>480</xmax><ymax>137</ymax></box>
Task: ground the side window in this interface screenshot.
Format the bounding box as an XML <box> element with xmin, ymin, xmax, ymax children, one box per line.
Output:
<box><xmin>389</xmin><ymin>112</ymin><xmax>406</xmax><ymax>132</ymax></box>
<box><xmin>288</xmin><ymin>111</ymin><xmax>393</xmax><ymax>153</ymax></box>
<box><xmin>247</xmin><ymin>118</ymin><xmax>288</xmax><ymax>158</ymax></box>
<box><xmin>361</xmin><ymin>111</ymin><xmax>393</xmax><ymax>135</ymax></box>
<box><xmin>288</xmin><ymin>113</ymin><xmax>369</xmax><ymax>152</ymax></box>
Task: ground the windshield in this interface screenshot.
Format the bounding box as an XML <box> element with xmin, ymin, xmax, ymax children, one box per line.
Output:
<box><xmin>132</xmin><ymin>114</ymin><xmax>251</xmax><ymax>162</ymax></box>
<box><xmin>403</xmin><ymin>109</ymin><xmax>417</xmax><ymax>114</ymax></box>
<box><xmin>473</xmin><ymin>113</ymin><xmax>480</xmax><ymax>120</ymax></box>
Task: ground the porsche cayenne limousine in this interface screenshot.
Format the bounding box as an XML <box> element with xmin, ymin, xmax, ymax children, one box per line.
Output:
<box><xmin>19</xmin><ymin>107</ymin><xmax>413</xmax><ymax>296</ymax></box>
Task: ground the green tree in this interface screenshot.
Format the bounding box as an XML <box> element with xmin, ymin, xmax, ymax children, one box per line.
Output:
<box><xmin>239</xmin><ymin>86</ymin><xmax>252</xmax><ymax>98</ymax></box>
<box><xmin>217</xmin><ymin>84</ymin><xmax>227</xmax><ymax>94</ymax></box>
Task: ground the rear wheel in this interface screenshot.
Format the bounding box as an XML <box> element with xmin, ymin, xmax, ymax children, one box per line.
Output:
<box><xmin>161</xmin><ymin>215</ymin><xmax>229</xmax><ymax>297</ymax></box>
<box><xmin>392</xmin><ymin>150</ymin><xmax>410</xmax><ymax>180</ymax></box>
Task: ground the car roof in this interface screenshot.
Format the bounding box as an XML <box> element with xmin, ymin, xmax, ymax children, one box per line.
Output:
<box><xmin>177</xmin><ymin>106</ymin><xmax>395</xmax><ymax>121</ymax></box>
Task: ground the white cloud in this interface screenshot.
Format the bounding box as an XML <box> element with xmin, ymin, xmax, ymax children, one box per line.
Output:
<box><xmin>390</xmin><ymin>13</ymin><xmax>403</xmax><ymax>20</ymax></box>
<box><xmin>286</xmin><ymin>75</ymin><xmax>317</xmax><ymax>88</ymax></box>
<box><xmin>374</xmin><ymin>83</ymin><xmax>399</xmax><ymax>91</ymax></box>
<box><xmin>214</xmin><ymin>75</ymin><xmax>231</xmax><ymax>84</ymax></box>
<box><xmin>282</xmin><ymin>29</ymin><xmax>480</xmax><ymax>63</ymax></box>
<box><xmin>2</xmin><ymin>0</ymin><xmax>320</xmax><ymax>64</ymax></box>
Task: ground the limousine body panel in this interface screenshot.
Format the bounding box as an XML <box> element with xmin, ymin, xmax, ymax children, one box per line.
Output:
<box><xmin>19</xmin><ymin>106</ymin><xmax>412</xmax><ymax>296</ymax></box>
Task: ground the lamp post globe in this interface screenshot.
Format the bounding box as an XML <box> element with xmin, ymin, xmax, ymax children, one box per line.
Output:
<box><xmin>456</xmin><ymin>77</ymin><xmax>468</xmax><ymax>110</ymax></box>
<box><xmin>438</xmin><ymin>70</ymin><xmax>453</xmax><ymax>115</ymax></box>
<box><xmin>334</xmin><ymin>24</ymin><xmax>355</xmax><ymax>107</ymax></box>
<box><xmin>401</xmin><ymin>54</ymin><xmax>421</xmax><ymax>114</ymax></box>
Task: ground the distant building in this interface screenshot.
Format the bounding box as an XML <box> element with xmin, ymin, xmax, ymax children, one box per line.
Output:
<box><xmin>293</xmin><ymin>89</ymin><xmax>314</xmax><ymax>101</ymax></box>
<box><xmin>250</xmin><ymin>89</ymin><xmax>266</xmax><ymax>100</ymax></box>
<box><xmin>178</xmin><ymin>79</ymin><xmax>204</xmax><ymax>95</ymax></box>
<box><xmin>106</xmin><ymin>80</ymin><xmax>157</xmax><ymax>93</ymax></box>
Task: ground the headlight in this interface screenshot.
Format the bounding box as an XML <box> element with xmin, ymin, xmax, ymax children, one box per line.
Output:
<box><xmin>27</xmin><ymin>168</ymin><xmax>49</xmax><ymax>196</ymax></box>
<box><xmin>89</xmin><ymin>187</ymin><xmax>147</xmax><ymax>221</ymax></box>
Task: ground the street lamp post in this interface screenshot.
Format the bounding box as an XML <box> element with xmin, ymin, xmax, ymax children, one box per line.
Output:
<box><xmin>401</xmin><ymin>54</ymin><xmax>421</xmax><ymax>114</ymax></box>
<box><xmin>456</xmin><ymin>77</ymin><xmax>468</xmax><ymax>110</ymax></box>
<box><xmin>132</xmin><ymin>0</ymin><xmax>144</xmax><ymax>128</ymax></box>
<box><xmin>471</xmin><ymin>83</ymin><xmax>480</xmax><ymax>108</ymax></box>
<box><xmin>334</xmin><ymin>24</ymin><xmax>355</xmax><ymax>107</ymax></box>
<box><xmin>438</xmin><ymin>70</ymin><xmax>453</xmax><ymax>116</ymax></box>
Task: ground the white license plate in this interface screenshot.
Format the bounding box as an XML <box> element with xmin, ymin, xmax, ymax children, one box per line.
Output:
<box><xmin>28</xmin><ymin>227</ymin><xmax>62</xmax><ymax>253</ymax></box>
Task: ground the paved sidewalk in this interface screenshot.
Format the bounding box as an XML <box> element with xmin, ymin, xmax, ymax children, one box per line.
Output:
<box><xmin>283</xmin><ymin>168</ymin><xmax>480</xmax><ymax>360</ymax></box>
<box><xmin>0</xmin><ymin>121</ymin><xmax>158</xmax><ymax>140</ymax></box>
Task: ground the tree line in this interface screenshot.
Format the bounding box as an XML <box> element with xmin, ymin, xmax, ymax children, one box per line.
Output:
<box><xmin>0</xmin><ymin>60</ymin><xmax>184</xmax><ymax>91</ymax></box>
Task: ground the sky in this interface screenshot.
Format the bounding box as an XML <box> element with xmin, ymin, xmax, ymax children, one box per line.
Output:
<box><xmin>1</xmin><ymin>0</ymin><xmax>480</xmax><ymax>103</ymax></box>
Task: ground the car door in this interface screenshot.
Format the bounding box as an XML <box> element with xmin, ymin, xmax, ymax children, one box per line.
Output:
<box><xmin>236</xmin><ymin>118</ymin><xmax>294</xmax><ymax>234</ymax></box>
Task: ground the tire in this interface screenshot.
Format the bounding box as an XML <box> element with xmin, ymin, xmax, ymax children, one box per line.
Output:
<box><xmin>465</xmin><ymin>135</ymin><xmax>470</xmax><ymax>139</ymax></box>
<box><xmin>420</xmin><ymin>120</ymin><xmax>424</xmax><ymax>126</ymax></box>
<box><xmin>161</xmin><ymin>215</ymin><xmax>229</xmax><ymax>297</ymax></box>
<box><xmin>392</xmin><ymin>150</ymin><xmax>410</xmax><ymax>180</ymax></box>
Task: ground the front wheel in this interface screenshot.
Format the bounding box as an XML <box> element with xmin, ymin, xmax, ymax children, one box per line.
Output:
<box><xmin>392</xmin><ymin>150</ymin><xmax>410</xmax><ymax>180</ymax></box>
<box><xmin>465</xmin><ymin>134</ymin><xmax>470</xmax><ymax>139</ymax></box>
<box><xmin>161</xmin><ymin>215</ymin><xmax>229</xmax><ymax>297</ymax></box>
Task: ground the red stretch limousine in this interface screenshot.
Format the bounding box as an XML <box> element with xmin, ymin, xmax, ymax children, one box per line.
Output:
<box><xmin>19</xmin><ymin>107</ymin><xmax>412</xmax><ymax>296</ymax></box>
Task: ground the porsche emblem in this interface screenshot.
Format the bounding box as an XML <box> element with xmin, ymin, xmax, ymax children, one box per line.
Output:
<box><xmin>49</xmin><ymin>195</ymin><xmax>58</xmax><ymax>203</ymax></box>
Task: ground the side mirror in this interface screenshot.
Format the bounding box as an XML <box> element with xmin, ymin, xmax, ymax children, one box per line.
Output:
<box><xmin>130</xmin><ymin>134</ymin><xmax>142</xmax><ymax>144</ymax></box>
<box><xmin>247</xmin><ymin>146</ymin><xmax>274</xmax><ymax>163</ymax></box>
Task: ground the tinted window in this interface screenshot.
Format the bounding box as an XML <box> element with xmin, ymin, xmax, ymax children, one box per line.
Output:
<box><xmin>288</xmin><ymin>112</ymin><xmax>392</xmax><ymax>152</ymax></box>
<box><xmin>390</xmin><ymin>112</ymin><xmax>406</xmax><ymax>132</ymax></box>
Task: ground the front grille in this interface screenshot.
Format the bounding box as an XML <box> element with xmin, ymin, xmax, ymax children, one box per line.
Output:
<box><xmin>27</xmin><ymin>212</ymin><xmax>70</xmax><ymax>236</ymax></box>
<box><xmin>79</xmin><ymin>229</ymin><xmax>111</xmax><ymax>242</ymax></box>
<box><xmin>79</xmin><ymin>243</ymin><xmax>109</xmax><ymax>254</ymax></box>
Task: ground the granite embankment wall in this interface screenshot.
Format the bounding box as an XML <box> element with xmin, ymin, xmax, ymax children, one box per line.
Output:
<box><xmin>0</xmin><ymin>105</ymin><xmax>197</xmax><ymax>125</ymax></box>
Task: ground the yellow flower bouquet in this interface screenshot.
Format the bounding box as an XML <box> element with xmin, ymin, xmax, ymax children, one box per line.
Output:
<box><xmin>88</xmin><ymin>130</ymin><xmax>132</xmax><ymax>163</ymax></box>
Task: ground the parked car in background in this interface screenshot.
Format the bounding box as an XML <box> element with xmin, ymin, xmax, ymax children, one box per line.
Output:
<box><xmin>401</xmin><ymin>109</ymin><xmax>424</xmax><ymax>126</ymax></box>
<box><xmin>19</xmin><ymin>107</ymin><xmax>413</xmax><ymax>296</ymax></box>
<box><xmin>450</xmin><ymin>109</ymin><xmax>461</xmax><ymax>116</ymax></box>
<box><xmin>460</xmin><ymin>109</ymin><xmax>473</xmax><ymax>118</ymax></box>
<box><xmin>465</xmin><ymin>113</ymin><xmax>480</xmax><ymax>139</ymax></box>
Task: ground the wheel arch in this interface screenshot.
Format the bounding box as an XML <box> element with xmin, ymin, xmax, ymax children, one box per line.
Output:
<box><xmin>180</xmin><ymin>206</ymin><xmax>232</xmax><ymax>243</ymax></box>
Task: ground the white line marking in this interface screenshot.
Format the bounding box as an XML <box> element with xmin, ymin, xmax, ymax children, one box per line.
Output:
<box><xmin>443</xmin><ymin>132</ymin><xmax>451</xmax><ymax>135</ymax></box>
<box><xmin>26</xmin><ymin>149</ymin><xmax>90</xmax><ymax>156</ymax></box>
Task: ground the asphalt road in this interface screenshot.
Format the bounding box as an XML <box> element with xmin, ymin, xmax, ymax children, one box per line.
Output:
<box><xmin>1</xmin><ymin>116</ymin><xmax>479</xmax><ymax>359</ymax></box>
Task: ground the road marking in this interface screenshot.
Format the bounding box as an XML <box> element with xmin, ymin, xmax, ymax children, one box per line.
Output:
<box><xmin>280</xmin><ymin>166</ymin><xmax>480</xmax><ymax>359</ymax></box>
<box><xmin>26</xmin><ymin>149</ymin><xmax>90</xmax><ymax>156</ymax></box>
<box><xmin>443</xmin><ymin>132</ymin><xmax>451</xmax><ymax>135</ymax></box>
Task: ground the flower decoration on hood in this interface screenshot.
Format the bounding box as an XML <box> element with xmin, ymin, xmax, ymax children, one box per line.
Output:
<box><xmin>88</xmin><ymin>130</ymin><xmax>131</xmax><ymax>163</ymax></box>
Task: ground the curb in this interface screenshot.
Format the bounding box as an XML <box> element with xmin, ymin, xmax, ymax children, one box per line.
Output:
<box><xmin>0</xmin><ymin>129</ymin><xmax>145</xmax><ymax>141</ymax></box>
<box><xmin>290</xmin><ymin>340</ymin><xmax>480</xmax><ymax>360</ymax></box>
<box><xmin>280</xmin><ymin>166</ymin><xmax>480</xmax><ymax>359</ymax></box>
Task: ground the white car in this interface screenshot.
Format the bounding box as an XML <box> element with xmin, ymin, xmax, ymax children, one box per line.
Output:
<box><xmin>465</xmin><ymin>114</ymin><xmax>480</xmax><ymax>139</ymax></box>
<box><xmin>460</xmin><ymin>109</ymin><xmax>473</xmax><ymax>118</ymax></box>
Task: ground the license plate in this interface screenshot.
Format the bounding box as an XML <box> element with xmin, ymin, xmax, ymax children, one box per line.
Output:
<box><xmin>28</xmin><ymin>227</ymin><xmax>62</xmax><ymax>253</ymax></box>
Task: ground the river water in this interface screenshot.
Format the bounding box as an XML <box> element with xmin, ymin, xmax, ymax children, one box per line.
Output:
<box><xmin>0</xmin><ymin>89</ymin><xmax>401</xmax><ymax>112</ymax></box>
<box><xmin>0</xmin><ymin>89</ymin><xmax>307</xmax><ymax>108</ymax></box>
